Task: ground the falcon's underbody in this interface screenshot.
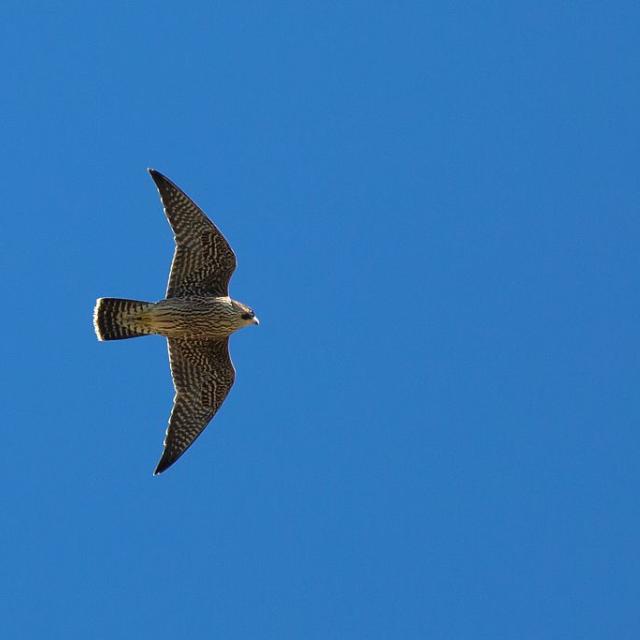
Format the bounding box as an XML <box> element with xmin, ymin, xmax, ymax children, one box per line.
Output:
<box><xmin>93</xmin><ymin>170</ymin><xmax>259</xmax><ymax>475</ymax></box>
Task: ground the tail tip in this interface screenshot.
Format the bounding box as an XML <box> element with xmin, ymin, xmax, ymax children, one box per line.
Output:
<box><xmin>93</xmin><ymin>298</ymin><xmax>106</xmax><ymax>341</ymax></box>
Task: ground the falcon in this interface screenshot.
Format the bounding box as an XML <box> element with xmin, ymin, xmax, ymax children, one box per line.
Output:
<box><xmin>93</xmin><ymin>170</ymin><xmax>259</xmax><ymax>475</ymax></box>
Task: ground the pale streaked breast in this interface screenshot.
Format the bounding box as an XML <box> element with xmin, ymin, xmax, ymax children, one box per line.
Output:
<box><xmin>145</xmin><ymin>297</ymin><xmax>236</xmax><ymax>339</ymax></box>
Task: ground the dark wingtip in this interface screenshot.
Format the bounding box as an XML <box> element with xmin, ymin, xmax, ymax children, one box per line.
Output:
<box><xmin>148</xmin><ymin>169</ymin><xmax>177</xmax><ymax>192</ymax></box>
<box><xmin>148</xmin><ymin>169</ymin><xmax>170</xmax><ymax>196</ymax></box>
<box><xmin>153</xmin><ymin>452</ymin><xmax>174</xmax><ymax>476</ymax></box>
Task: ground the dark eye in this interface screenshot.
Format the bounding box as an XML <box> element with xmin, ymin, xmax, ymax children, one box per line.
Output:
<box><xmin>241</xmin><ymin>312</ymin><xmax>254</xmax><ymax>320</ymax></box>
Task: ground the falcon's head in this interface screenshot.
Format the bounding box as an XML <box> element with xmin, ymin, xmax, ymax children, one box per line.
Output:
<box><xmin>231</xmin><ymin>300</ymin><xmax>260</xmax><ymax>328</ymax></box>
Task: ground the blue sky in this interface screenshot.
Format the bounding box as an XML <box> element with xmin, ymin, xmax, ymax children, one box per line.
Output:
<box><xmin>2</xmin><ymin>2</ymin><xmax>639</xmax><ymax>638</ymax></box>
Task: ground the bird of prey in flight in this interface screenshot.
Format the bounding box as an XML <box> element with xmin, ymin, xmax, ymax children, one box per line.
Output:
<box><xmin>93</xmin><ymin>170</ymin><xmax>259</xmax><ymax>475</ymax></box>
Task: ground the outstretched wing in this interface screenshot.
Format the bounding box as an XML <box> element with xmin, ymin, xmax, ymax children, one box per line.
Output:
<box><xmin>148</xmin><ymin>169</ymin><xmax>237</xmax><ymax>298</ymax></box>
<box><xmin>155</xmin><ymin>337</ymin><xmax>236</xmax><ymax>474</ymax></box>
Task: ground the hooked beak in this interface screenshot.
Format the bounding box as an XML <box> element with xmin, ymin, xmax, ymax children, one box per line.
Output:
<box><xmin>252</xmin><ymin>316</ymin><xmax>260</xmax><ymax>326</ymax></box>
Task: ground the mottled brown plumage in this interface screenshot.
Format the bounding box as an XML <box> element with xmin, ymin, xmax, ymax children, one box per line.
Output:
<box><xmin>93</xmin><ymin>170</ymin><xmax>259</xmax><ymax>474</ymax></box>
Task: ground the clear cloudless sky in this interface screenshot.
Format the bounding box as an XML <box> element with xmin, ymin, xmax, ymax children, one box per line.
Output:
<box><xmin>1</xmin><ymin>2</ymin><xmax>638</xmax><ymax>638</ymax></box>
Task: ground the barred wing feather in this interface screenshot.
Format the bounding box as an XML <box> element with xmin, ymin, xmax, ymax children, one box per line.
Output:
<box><xmin>155</xmin><ymin>337</ymin><xmax>235</xmax><ymax>474</ymax></box>
<box><xmin>148</xmin><ymin>169</ymin><xmax>237</xmax><ymax>298</ymax></box>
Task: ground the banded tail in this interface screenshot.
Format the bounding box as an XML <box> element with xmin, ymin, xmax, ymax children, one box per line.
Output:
<box><xmin>93</xmin><ymin>298</ymin><xmax>154</xmax><ymax>341</ymax></box>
